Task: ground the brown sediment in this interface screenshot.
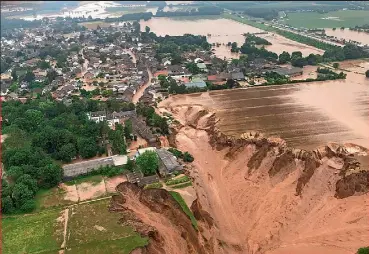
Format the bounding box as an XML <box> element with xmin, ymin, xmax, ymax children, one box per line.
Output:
<box><xmin>109</xmin><ymin>182</ymin><xmax>208</xmax><ymax>254</ymax></box>
<box><xmin>154</xmin><ymin>100</ymin><xmax>369</xmax><ymax>254</ymax></box>
<box><xmin>109</xmin><ymin>95</ymin><xmax>368</xmax><ymax>254</ymax></box>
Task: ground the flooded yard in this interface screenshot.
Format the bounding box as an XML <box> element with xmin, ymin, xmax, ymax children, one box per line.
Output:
<box><xmin>140</xmin><ymin>17</ymin><xmax>324</xmax><ymax>59</ymax></box>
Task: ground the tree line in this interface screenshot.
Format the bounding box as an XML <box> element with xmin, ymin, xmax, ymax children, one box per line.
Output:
<box><xmin>1</xmin><ymin>96</ymin><xmax>132</xmax><ymax>214</ymax></box>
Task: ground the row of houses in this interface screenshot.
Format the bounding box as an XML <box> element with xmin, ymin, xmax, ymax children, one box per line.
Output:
<box><xmin>87</xmin><ymin>110</ymin><xmax>136</xmax><ymax>128</ymax></box>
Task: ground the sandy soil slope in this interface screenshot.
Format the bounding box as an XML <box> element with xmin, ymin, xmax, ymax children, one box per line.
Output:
<box><xmin>154</xmin><ymin>100</ymin><xmax>369</xmax><ymax>254</ymax></box>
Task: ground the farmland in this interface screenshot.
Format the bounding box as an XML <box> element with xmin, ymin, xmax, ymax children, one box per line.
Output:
<box><xmin>282</xmin><ymin>10</ymin><xmax>369</xmax><ymax>29</ymax></box>
<box><xmin>2</xmin><ymin>199</ymin><xmax>148</xmax><ymax>254</ymax></box>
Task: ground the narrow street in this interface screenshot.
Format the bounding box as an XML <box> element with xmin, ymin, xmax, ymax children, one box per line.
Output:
<box><xmin>132</xmin><ymin>68</ymin><xmax>153</xmax><ymax>104</ymax></box>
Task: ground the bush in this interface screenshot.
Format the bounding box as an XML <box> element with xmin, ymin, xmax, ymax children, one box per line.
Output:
<box><xmin>183</xmin><ymin>152</ymin><xmax>194</xmax><ymax>162</ymax></box>
<box><xmin>366</xmin><ymin>70</ymin><xmax>369</xmax><ymax>78</ymax></box>
<box><xmin>358</xmin><ymin>247</ymin><xmax>369</xmax><ymax>254</ymax></box>
<box><xmin>168</xmin><ymin>148</ymin><xmax>183</xmax><ymax>158</ymax></box>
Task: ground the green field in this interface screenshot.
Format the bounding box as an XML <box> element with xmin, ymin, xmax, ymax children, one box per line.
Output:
<box><xmin>282</xmin><ymin>10</ymin><xmax>369</xmax><ymax>29</ymax></box>
<box><xmin>2</xmin><ymin>199</ymin><xmax>148</xmax><ymax>254</ymax></box>
<box><xmin>2</xmin><ymin>210</ymin><xmax>64</xmax><ymax>254</ymax></box>
<box><xmin>169</xmin><ymin>191</ymin><xmax>198</xmax><ymax>230</ymax></box>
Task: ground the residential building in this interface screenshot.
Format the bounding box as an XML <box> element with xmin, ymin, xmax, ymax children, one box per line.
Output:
<box><xmin>156</xmin><ymin>148</ymin><xmax>183</xmax><ymax>177</ymax></box>
<box><xmin>184</xmin><ymin>80</ymin><xmax>207</xmax><ymax>88</ymax></box>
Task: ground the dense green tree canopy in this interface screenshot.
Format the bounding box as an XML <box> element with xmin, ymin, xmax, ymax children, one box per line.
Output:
<box><xmin>136</xmin><ymin>151</ymin><xmax>159</xmax><ymax>176</ymax></box>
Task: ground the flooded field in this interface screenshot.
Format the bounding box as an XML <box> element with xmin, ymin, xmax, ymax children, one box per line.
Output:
<box><xmin>140</xmin><ymin>17</ymin><xmax>324</xmax><ymax>59</ymax></box>
<box><xmin>325</xmin><ymin>29</ymin><xmax>369</xmax><ymax>46</ymax></box>
<box><xmin>162</xmin><ymin>70</ymin><xmax>369</xmax><ymax>150</ymax></box>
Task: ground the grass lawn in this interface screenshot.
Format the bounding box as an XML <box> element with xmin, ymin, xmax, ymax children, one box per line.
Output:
<box><xmin>65</xmin><ymin>174</ymin><xmax>104</xmax><ymax>186</ymax></box>
<box><xmin>2</xmin><ymin>209</ymin><xmax>64</xmax><ymax>254</ymax></box>
<box><xmin>65</xmin><ymin>236</ymin><xmax>148</xmax><ymax>254</ymax></box>
<box><xmin>34</xmin><ymin>187</ymin><xmax>75</xmax><ymax>211</ymax></box>
<box><xmin>169</xmin><ymin>191</ymin><xmax>198</xmax><ymax>230</ymax></box>
<box><xmin>66</xmin><ymin>199</ymin><xmax>148</xmax><ymax>250</ymax></box>
<box><xmin>282</xmin><ymin>10</ymin><xmax>369</xmax><ymax>29</ymax></box>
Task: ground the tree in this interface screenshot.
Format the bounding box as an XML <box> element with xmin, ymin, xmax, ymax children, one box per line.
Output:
<box><xmin>124</xmin><ymin>119</ymin><xmax>133</xmax><ymax>140</ymax></box>
<box><xmin>186</xmin><ymin>62</ymin><xmax>201</xmax><ymax>74</ymax></box>
<box><xmin>145</xmin><ymin>26</ymin><xmax>150</xmax><ymax>33</ymax></box>
<box><xmin>36</xmin><ymin>163</ymin><xmax>62</xmax><ymax>188</ymax></box>
<box><xmin>278</xmin><ymin>51</ymin><xmax>291</xmax><ymax>64</ymax></box>
<box><xmin>58</xmin><ymin>143</ymin><xmax>77</xmax><ymax>162</ymax></box>
<box><xmin>11</xmin><ymin>69</ymin><xmax>17</xmax><ymax>81</ymax></box>
<box><xmin>38</xmin><ymin>60</ymin><xmax>51</xmax><ymax>70</ymax></box>
<box><xmin>333</xmin><ymin>63</ymin><xmax>339</xmax><ymax>69</ymax></box>
<box><xmin>77</xmin><ymin>137</ymin><xmax>98</xmax><ymax>158</ymax></box>
<box><xmin>1</xmin><ymin>196</ymin><xmax>15</xmax><ymax>214</ymax></box>
<box><xmin>16</xmin><ymin>174</ymin><xmax>38</xmax><ymax>194</ymax></box>
<box><xmin>366</xmin><ymin>70</ymin><xmax>369</xmax><ymax>78</ymax></box>
<box><xmin>291</xmin><ymin>51</ymin><xmax>303</xmax><ymax>60</ymax></box>
<box><xmin>23</xmin><ymin>70</ymin><xmax>35</xmax><ymax>83</ymax></box>
<box><xmin>12</xmin><ymin>183</ymin><xmax>34</xmax><ymax>208</ymax></box>
<box><xmin>136</xmin><ymin>151</ymin><xmax>159</xmax><ymax>176</ymax></box>
<box><xmin>6</xmin><ymin>166</ymin><xmax>24</xmax><ymax>181</ymax></box>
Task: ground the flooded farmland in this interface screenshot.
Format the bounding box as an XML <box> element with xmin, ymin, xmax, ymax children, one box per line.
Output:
<box><xmin>161</xmin><ymin>70</ymin><xmax>369</xmax><ymax>150</ymax></box>
<box><xmin>140</xmin><ymin>17</ymin><xmax>324</xmax><ymax>59</ymax></box>
<box><xmin>325</xmin><ymin>28</ymin><xmax>369</xmax><ymax>46</ymax></box>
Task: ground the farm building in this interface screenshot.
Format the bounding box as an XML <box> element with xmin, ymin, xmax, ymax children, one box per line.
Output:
<box><xmin>273</xmin><ymin>67</ymin><xmax>303</xmax><ymax>77</ymax></box>
<box><xmin>62</xmin><ymin>155</ymin><xmax>128</xmax><ymax>179</ymax></box>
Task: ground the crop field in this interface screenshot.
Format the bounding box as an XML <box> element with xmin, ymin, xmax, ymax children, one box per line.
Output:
<box><xmin>282</xmin><ymin>10</ymin><xmax>369</xmax><ymax>29</ymax></box>
<box><xmin>2</xmin><ymin>199</ymin><xmax>148</xmax><ymax>254</ymax></box>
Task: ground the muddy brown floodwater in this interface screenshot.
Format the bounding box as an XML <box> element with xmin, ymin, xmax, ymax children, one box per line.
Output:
<box><xmin>325</xmin><ymin>28</ymin><xmax>369</xmax><ymax>46</ymax></box>
<box><xmin>160</xmin><ymin>70</ymin><xmax>369</xmax><ymax>150</ymax></box>
<box><xmin>140</xmin><ymin>18</ymin><xmax>324</xmax><ymax>59</ymax></box>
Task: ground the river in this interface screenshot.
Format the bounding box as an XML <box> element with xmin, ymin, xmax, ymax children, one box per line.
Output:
<box><xmin>140</xmin><ymin>17</ymin><xmax>324</xmax><ymax>59</ymax></box>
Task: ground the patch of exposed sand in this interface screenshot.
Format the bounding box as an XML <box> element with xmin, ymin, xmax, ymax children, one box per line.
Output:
<box><xmin>160</xmin><ymin>104</ymin><xmax>369</xmax><ymax>253</ymax></box>
<box><xmin>105</xmin><ymin>175</ymin><xmax>127</xmax><ymax>193</ymax></box>
<box><xmin>76</xmin><ymin>180</ymin><xmax>106</xmax><ymax>201</ymax></box>
<box><xmin>60</xmin><ymin>208</ymin><xmax>69</xmax><ymax>249</ymax></box>
<box><xmin>61</xmin><ymin>183</ymin><xmax>79</xmax><ymax>202</ymax></box>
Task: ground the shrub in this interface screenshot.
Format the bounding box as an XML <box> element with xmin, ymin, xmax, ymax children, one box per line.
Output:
<box><xmin>183</xmin><ymin>152</ymin><xmax>194</xmax><ymax>162</ymax></box>
<box><xmin>168</xmin><ymin>148</ymin><xmax>183</xmax><ymax>158</ymax></box>
<box><xmin>358</xmin><ymin>247</ymin><xmax>369</xmax><ymax>254</ymax></box>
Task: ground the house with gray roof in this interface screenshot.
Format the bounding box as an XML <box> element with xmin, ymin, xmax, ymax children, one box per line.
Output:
<box><xmin>156</xmin><ymin>148</ymin><xmax>183</xmax><ymax>177</ymax></box>
<box><xmin>184</xmin><ymin>80</ymin><xmax>207</xmax><ymax>88</ymax></box>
